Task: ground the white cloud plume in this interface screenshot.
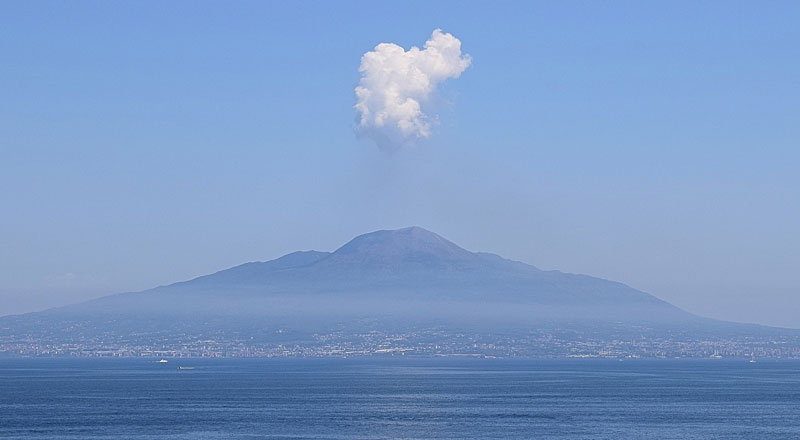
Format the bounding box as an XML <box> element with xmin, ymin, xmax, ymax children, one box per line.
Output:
<box><xmin>354</xmin><ymin>29</ymin><xmax>471</xmax><ymax>150</ymax></box>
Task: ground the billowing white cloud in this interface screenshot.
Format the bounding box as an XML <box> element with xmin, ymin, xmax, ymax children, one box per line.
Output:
<box><xmin>354</xmin><ymin>29</ymin><xmax>471</xmax><ymax>150</ymax></box>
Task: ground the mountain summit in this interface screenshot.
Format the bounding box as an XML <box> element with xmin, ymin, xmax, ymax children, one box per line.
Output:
<box><xmin>329</xmin><ymin>227</ymin><xmax>474</xmax><ymax>265</ymax></box>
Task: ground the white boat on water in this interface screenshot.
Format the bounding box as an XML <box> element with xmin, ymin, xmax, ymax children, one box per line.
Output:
<box><xmin>157</xmin><ymin>359</ymin><xmax>169</xmax><ymax>363</ymax></box>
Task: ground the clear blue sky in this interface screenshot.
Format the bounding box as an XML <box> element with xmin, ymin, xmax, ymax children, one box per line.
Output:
<box><xmin>1</xmin><ymin>1</ymin><xmax>799</xmax><ymax>327</ymax></box>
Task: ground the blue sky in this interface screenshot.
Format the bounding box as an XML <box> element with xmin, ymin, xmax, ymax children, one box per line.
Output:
<box><xmin>1</xmin><ymin>1</ymin><xmax>799</xmax><ymax>327</ymax></box>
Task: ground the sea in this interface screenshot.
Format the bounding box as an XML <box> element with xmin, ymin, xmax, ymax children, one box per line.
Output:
<box><xmin>1</xmin><ymin>357</ymin><xmax>799</xmax><ymax>439</ymax></box>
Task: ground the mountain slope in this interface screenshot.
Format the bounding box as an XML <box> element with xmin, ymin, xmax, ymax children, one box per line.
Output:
<box><xmin>167</xmin><ymin>226</ymin><xmax>677</xmax><ymax>306</ymax></box>
<box><xmin>27</xmin><ymin>226</ymin><xmax>693</xmax><ymax>329</ymax></box>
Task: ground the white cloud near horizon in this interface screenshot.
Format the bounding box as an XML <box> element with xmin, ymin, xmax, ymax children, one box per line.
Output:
<box><xmin>354</xmin><ymin>29</ymin><xmax>472</xmax><ymax>151</ymax></box>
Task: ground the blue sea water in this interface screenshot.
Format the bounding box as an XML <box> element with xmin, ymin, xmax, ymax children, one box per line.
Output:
<box><xmin>1</xmin><ymin>358</ymin><xmax>799</xmax><ymax>439</ymax></box>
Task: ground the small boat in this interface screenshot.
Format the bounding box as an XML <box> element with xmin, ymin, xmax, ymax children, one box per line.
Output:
<box><xmin>177</xmin><ymin>366</ymin><xmax>195</xmax><ymax>370</ymax></box>
<box><xmin>157</xmin><ymin>359</ymin><xmax>169</xmax><ymax>363</ymax></box>
<box><xmin>749</xmin><ymin>358</ymin><xmax>757</xmax><ymax>363</ymax></box>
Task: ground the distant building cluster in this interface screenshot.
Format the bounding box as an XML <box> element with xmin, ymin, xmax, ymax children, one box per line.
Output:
<box><xmin>2</xmin><ymin>326</ymin><xmax>798</xmax><ymax>359</ymax></box>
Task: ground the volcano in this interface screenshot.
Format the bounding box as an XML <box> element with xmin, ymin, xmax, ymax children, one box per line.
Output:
<box><xmin>2</xmin><ymin>227</ymin><xmax>797</xmax><ymax>358</ymax></box>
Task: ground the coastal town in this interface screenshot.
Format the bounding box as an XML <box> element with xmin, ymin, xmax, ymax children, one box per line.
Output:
<box><xmin>3</xmin><ymin>325</ymin><xmax>798</xmax><ymax>359</ymax></box>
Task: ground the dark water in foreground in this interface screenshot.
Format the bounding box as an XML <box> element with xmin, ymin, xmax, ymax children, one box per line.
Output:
<box><xmin>1</xmin><ymin>358</ymin><xmax>799</xmax><ymax>439</ymax></box>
